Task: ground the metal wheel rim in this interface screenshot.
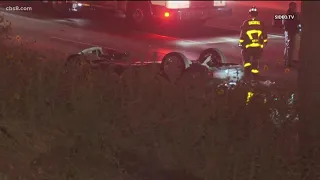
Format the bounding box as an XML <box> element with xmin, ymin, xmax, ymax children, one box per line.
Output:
<box><xmin>203</xmin><ymin>52</ymin><xmax>222</xmax><ymax>68</ymax></box>
<box><xmin>132</xmin><ymin>9</ymin><xmax>144</xmax><ymax>23</ymax></box>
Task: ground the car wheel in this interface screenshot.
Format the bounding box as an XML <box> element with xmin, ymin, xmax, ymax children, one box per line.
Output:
<box><xmin>198</xmin><ymin>48</ymin><xmax>226</xmax><ymax>69</ymax></box>
<box><xmin>161</xmin><ymin>52</ymin><xmax>187</xmax><ymax>83</ymax></box>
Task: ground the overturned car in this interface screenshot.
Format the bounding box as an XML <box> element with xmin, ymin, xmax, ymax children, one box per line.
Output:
<box><xmin>65</xmin><ymin>47</ymin><xmax>244</xmax><ymax>83</ymax></box>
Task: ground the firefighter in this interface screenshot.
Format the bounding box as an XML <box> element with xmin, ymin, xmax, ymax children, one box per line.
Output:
<box><xmin>283</xmin><ymin>2</ymin><xmax>300</xmax><ymax>67</ymax></box>
<box><xmin>239</xmin><ymin>6</ymin><xmax>268</xmax><ymax>79</ymax></box>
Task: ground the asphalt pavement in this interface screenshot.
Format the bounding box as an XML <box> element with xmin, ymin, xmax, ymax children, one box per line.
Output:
<box><xmin>0</xmin><ymin>2</ymin><xmax>298</xmax><ymax>82</ymax></box>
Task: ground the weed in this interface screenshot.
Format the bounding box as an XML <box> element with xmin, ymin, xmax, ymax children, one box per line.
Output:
<box><xmin>0</xmin><ymin>15</ymin><xmax>299</xmax><ymax>180</ymax></box>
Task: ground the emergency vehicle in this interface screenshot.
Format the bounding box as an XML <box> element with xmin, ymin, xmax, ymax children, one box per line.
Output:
<box><xmin>43</xmin><ymin>1</ymin><xmax>232</xmax><ymax>26</ymax></box>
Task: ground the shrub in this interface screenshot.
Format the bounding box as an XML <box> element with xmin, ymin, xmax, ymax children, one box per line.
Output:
<box><xmin>0</xmin><ymin>14</ymin><xmax>12</xmax><ymax>40</ymax></box>
<box><xmin>0</xmin><ymin>18</ymin><xmax>298</xmax><ymax>180</ymax></box>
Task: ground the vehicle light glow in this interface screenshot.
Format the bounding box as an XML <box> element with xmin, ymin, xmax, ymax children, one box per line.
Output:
<box><xmin>166</xmin><ymin>1</ymin><xmax>189</xmax><ymax>9</ymax></box>
<box><xmin>213</xmin><ymin>0</ymin><xmax>226</xmax><ymax>7</ymax></box>
<box><xmin>77</xmin><ymin>3</ymin><xmax>90</xmax><ymax>7</ymax></box>
<box><xmin>164</xmin><ymin>12</ymin><xmax>170</xmax><ymax>17</ymax></box>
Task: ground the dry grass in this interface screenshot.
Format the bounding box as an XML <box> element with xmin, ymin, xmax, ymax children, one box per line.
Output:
<box><xmin>0</xmin><ymin>15</ymin><xmax>299</xmax><ymax>180</ymax></box>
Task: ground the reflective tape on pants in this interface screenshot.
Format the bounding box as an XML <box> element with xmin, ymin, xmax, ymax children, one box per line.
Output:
<box><xmin>244</xmin><ymin>63</ymin><xmax>252</xmax><ymax>67</ymax></box>
<box><xmin>251</xmin><ymin>69</ymin><xmax>259</xmax><ymax>74</ymax></box>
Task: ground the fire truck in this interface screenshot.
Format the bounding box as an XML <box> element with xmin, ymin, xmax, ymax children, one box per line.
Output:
<box><xmin>43</xmin><ymin>1</ymin><xmax>232</xmax><ymax>26</ymax></box>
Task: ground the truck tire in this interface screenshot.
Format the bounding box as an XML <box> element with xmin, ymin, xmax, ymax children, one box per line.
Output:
<box><xmin>125</xmin><ymin>2</ymin><xmax>152</xmax><ymax>28</ymax></box>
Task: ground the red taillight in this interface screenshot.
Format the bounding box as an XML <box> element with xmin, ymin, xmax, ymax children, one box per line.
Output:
<box><xmin>164</xmin><ymin>12</ymin><xmax>170</xmax><ymax>17</ymax></box>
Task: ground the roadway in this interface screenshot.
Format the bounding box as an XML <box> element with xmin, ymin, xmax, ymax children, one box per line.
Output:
<box><xmin>0</xmin><ymin>1</ymin><xmax>298</xmax><ymax>82</ymax></box>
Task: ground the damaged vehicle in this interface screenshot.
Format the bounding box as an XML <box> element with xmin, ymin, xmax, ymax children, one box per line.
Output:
<box><xmin>65</xmin><ymin>46</ymin><xmax>244</xmax><ymax>83</ymax></box>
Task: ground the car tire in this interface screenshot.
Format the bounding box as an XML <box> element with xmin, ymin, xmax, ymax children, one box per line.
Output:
<box><xmin>160</xmin><ymin>52</ymin><xmax>187</xmax><ymax>83</ymax></box>
<box><xmin>125</xmin><ymin>2</ymin><xmax>152</xmax><ymax>29</ymax></box>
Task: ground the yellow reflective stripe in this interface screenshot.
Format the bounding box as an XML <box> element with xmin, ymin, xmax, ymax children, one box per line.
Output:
<box><xmin>246</xmin><ymin>29</ymin><xmax>262</xmax><ymax>40</ymax></box>
<box><xmin>245</xmin><ymin>43</ymin><xmax>263</xmax><ymax>48</ymax></box>
<box><xmin>263</xmin><ymin>39</ymin><xmax>268</xmax><ymax>43</ymax></box>
<box><xmin>239</xmin><ymin>39</ymin><xmax>244</xmax><ymax>43</ymax></box>
<box><xmin>244</xmin><ymin>63</ymin><xmax>251</xmax><ymax>67</ymax></box>
<box><xmin>251</xmin><ymin>69</ymin><xmax>259</xmax><ymax>74</ymax></box>
<box><xmin>248</xmin><ymin>20</ymin><xmax>261</xmax><ymax>25</ymax></box>
<box><xmin>246</xmin><ymin>91</ymin><xmax>254</xmax><ymax>104</ymax></box>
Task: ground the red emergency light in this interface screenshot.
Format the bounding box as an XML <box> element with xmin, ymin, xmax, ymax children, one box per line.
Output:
<box><xmin>164</xmin><ymin>12</ymin><xmax>170</xmax><ymax>17</ymax></box>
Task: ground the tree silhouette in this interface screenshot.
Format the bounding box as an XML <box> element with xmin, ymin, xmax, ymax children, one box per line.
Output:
<box><xmin>298</xmin><ymin>1</ymin><xmax>320</xmax><ymax>180</ymax></box>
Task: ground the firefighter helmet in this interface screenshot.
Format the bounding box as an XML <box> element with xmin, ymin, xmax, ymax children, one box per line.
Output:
<box><xmin>249</xmin><ymin>6</ymin><xmax>258</xmax><ymax>17</ymax></box>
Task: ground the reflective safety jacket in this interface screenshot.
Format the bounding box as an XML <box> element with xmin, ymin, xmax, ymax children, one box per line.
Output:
<box><xmin>239</xmin><ymin>18</ymin><xmax>268</xmax><ymax>49</ymax></box>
